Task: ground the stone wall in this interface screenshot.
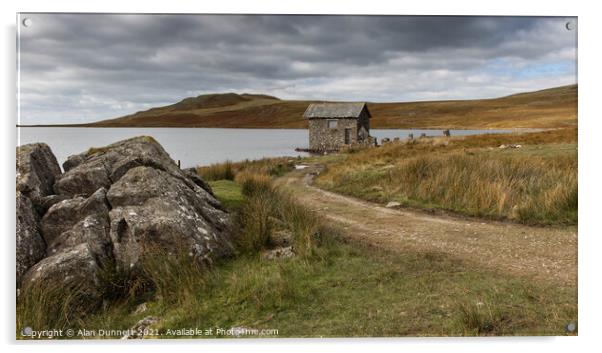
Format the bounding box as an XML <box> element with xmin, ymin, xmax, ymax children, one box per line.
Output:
<box><xmin>308</xmin><ymin>118</ymin><xmax>358</xmax><ymax>151</ymax></box>
<box><xmin>358</xmin><ymin>109</ymin><xmax>370</xmax><ymax>136</ymax></box>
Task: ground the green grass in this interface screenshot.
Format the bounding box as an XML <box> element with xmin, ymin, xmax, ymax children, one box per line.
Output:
<box><xmin>63</xmin><ymin>237</ymin><xmax>576</xmax><ymax>338</ymax></box>
<box><xmin>209</xmin><ymin>180</ymin><xmax>243</xmax><ymax>211</ymax></box>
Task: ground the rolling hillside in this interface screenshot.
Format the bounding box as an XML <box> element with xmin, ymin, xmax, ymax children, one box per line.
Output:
<box><xmin>78</xmin><ymin>84</ymin><xmax>577</xmax><ymax>129</ymax></box>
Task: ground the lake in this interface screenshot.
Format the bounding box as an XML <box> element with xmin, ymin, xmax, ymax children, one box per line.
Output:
<box><xmin>18</xmin><ymin>127</ymin><xmax>514</xmax><ymax>169</ymax></box>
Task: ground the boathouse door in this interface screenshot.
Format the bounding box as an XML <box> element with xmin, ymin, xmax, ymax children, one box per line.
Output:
<box><xmin>344</xmin><ymin>128</ymin><xmax>352</xmax><ymax>144</ymax></box>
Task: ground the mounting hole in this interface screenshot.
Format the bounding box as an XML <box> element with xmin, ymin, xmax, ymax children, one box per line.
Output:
<box><xmin>22</xmin><ymin>17</ymin><xmax>32</xmax><ymax>27</ymax></box>
<box><xmin>566</xmin><ymin>322</ymin><xmax>576</xmax><ymax>332</ymax></box>
<box><xmin>565</xmin><ymin>21</ymin><xmax>574</xmax><ymax>31</ymax></box>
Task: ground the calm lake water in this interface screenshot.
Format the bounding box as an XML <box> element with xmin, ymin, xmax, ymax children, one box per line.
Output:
<box><xmin>18</xmin><ymin>127</ymin><xmax>513</xmax><ymax>169</ymax></box>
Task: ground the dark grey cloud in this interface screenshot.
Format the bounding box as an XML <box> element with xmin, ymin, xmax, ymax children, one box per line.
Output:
<box><xmin>18</xmin><ymin>14</ymin><xmax>577</xmax><ymax>124</ymax></box>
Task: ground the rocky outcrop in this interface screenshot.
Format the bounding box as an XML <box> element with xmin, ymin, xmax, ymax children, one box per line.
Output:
<box><xmin>17</xmin><ymin>136</ymin><xmax>233</xmax><ymax>313</ymax></box>
<box><xmin>16</xmin><ymin>192</ymin><xmax>46</xmax><ymax>283</ymax></box>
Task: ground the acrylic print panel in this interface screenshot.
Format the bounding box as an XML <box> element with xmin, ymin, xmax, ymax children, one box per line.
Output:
<box><xmin>16</xmin><ymin>13</ymin><xmax>578</xmax><ymax>339</ymax></box>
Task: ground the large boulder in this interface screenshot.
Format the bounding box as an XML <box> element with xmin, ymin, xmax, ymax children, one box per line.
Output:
<box><xmin>16</xmin><ymin>192</ymin><xmax>46</xmax><ymax>283</ymax></box>
<box><xmin>20</xmin><ymin>243</ymin><xmax>105</xmax><ymax>308</ymax></box>
<box><xmin>107</xmin><ymin>166</ymin><xmax>231</xmax><ymax>268</ymax></box>
<box><xmin>16</xmin><ymin>143</ymin><xmax>62</xmax><ymax>210</ymax></box>
<box><xmin>18</xmin><ymin>136</ymin><xmax>232</xmax><ymax>313</ymax></box>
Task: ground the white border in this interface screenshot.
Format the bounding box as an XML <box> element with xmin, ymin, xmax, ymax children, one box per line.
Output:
<box><xmin>2</xmin><ymin>1</ymin><xmax>600</xmax><ymax>353</ymax></box>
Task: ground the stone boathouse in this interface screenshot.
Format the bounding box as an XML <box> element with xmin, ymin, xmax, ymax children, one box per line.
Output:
<box><xmin>303</xmin><ymin>102</ymin><xmax>372</xmax><ymax>152</ymax></box>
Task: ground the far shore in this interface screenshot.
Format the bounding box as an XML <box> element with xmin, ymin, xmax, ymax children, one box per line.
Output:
<box><xmin>16</xmin><ymin>125</ymin><xmax>549</xmax><ymax>132</ymax></box>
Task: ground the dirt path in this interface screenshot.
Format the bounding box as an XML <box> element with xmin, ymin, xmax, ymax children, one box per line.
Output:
<box><xmin>277</xmin><ymin>164</ymin><xmax>577</xmax><ymax>286</ymax></box>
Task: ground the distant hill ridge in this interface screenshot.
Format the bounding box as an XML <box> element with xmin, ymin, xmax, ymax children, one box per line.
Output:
<box><xmin>46</xmin><ymin>84</ymin><xmax>578</xmax><ymax>129</ymax></box>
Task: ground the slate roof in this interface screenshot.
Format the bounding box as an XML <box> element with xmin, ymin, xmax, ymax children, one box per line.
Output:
<box><xmin>303</xmin><ymin>102</ymin><xmax>369</xmax><ymax>119</ymax></box>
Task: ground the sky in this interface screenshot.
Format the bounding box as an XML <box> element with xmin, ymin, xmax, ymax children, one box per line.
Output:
<box><xmin>17</xmin><ymin>14</ymin><xmax>577</xmax><ymax>125</ymax></box>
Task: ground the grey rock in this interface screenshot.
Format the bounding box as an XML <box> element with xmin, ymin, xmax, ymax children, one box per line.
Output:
<box><xmin>385</xmin><ymin>201</ymin><xmax>402</xmax><ymax>208</ymax></box>
<box><xmin>107</xmin><ymin>166</ymin><xmax>232</xmax><ymax>269</ymax></box>
<box><xmin>16</xmin><ymin>192</ymin><xmax>46</xmax><ymax>283</ymax></box>
<box><xmin>41</xmin><ymin>188</ymin><xmax>110</xmax><ymax>245</ymax></box>
<box><xmin>20</xmin><ymin>243</ymin><xmax>104</xmax><ymax>308</ymax></box>
<box><xmin>133</xmin><ymin>302</ymin><xmax>148</xmax><ymax>314</ymax></box>
<box><xmin>121</xmin><ymin>316</ymin><xmax>160</xmax><ymax>339</ymax></box>
<box><xmin>16</xmin><ymin>143</ymin><xmax>61</xmax><ymax>208</ymax></box>
<box><xmin>39</xmin><ymin>194</ymin><xmax>72</xmax><ymax>213</ymax></box>
<box><xmin>47</xmin><ymin>213</ymin><xmax>112</xmax><ymax>263</ymax></box>
<box><xmin>54</xmin><ymin>159</ymin><xmax>112</xmax><ymax>197</ymax></box>
<box><xmin>63</xmin><ymin>153</ymin><xmax>85</xmax><ymax>172</ymax></box>
<box><xmin>262</xmin><ymin>246</ymin><xmax>295</xmax><ymax>260</ymax></box>
<box><xmin>19</xmin><ymin>136</ymin><xmax>232</xmax><ymax>317</ymax></box>
<box><xmin>182</xmin><ymin>167</ymin><xmax>215</xmax><ymax>197</ymax></box>
<box><xmin>269</xmin><ymin>229</ymin><xmax>293</xmax><ymax>247</ymax></box>
<box><xmin>54</xmin><ymin>136</ymin><xmax>201</xmax><ymax>198</ymax></box>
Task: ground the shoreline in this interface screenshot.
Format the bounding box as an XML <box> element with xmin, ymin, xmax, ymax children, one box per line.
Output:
<box><xmin>16</xmin><ymin>125</ymin><xmax>549</xmax><ymax>132</ymax></box>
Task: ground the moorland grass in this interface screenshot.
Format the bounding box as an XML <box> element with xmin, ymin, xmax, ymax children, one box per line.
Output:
<box><xmin>315</xmin><ymin>128</ymin><xmax>577</xmax><ymax>225</ymax></box>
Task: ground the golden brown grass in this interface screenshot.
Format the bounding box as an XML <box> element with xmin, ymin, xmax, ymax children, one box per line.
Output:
<box><xmin>197</xmin><ymin>157</ymin><xmax>295</xmax><ymax>181</ymax></box>
<box><xmin>17</xmin><ymin>280</ymin><xmax>90</xmax><ymax>335</ymax></box>
<box><xmin>315</xmin><ymin>128</ymin><xmax>577</xmax><ymax>225</ymax></box>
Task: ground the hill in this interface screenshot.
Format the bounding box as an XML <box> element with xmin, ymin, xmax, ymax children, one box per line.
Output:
<box><xmin>75</xmin><ymin>85</ymin><xmax>578</xmax><ymax>129</ymax></box>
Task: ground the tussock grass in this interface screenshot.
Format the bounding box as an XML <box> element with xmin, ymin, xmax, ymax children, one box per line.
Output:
<box><xmin>197</xmin><ymin>157</ymin><xmax>295</xmax><ymax>181</ymax></box>
<box><xmin>233</xmin><ymin>171</ymin><xmax>319</xmax><ymax>256</ymax></box>
<box><xmin>17</xmin><ymin>280</ymin><xmax>91</xmax><ymax>336</ymax></box>
<box><xmin>316</xmin><ymin>128</ymin><xmax>577</xmax><ymax>225</ymax></box>
<box><xmin>197</xmin><ymin>160</ymin><xmax>236</xmax><ymax>181</ymax></box>
<box><xmin>140</xmin><ymin>245</ymin><xmax>209</xmax><ymax>309</ymax></box>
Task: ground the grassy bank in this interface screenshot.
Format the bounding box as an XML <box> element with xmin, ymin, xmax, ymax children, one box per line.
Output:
<box><xmin>315</xmin><ymin>128</ymin><xmax>577</xmax><ymax>225</ymax></box>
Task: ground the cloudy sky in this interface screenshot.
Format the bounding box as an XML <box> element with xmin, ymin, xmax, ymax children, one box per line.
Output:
<box><xmin>18</xmin><ymin>14</ymin><xmax>577</xmax><ymax>125</ymax></box>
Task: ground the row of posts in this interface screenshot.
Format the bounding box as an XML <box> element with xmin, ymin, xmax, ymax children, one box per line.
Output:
<box><xmin>380</xmin><ymin>129</ymin><xmax>450</xmax><ymax>144</ymax></box>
